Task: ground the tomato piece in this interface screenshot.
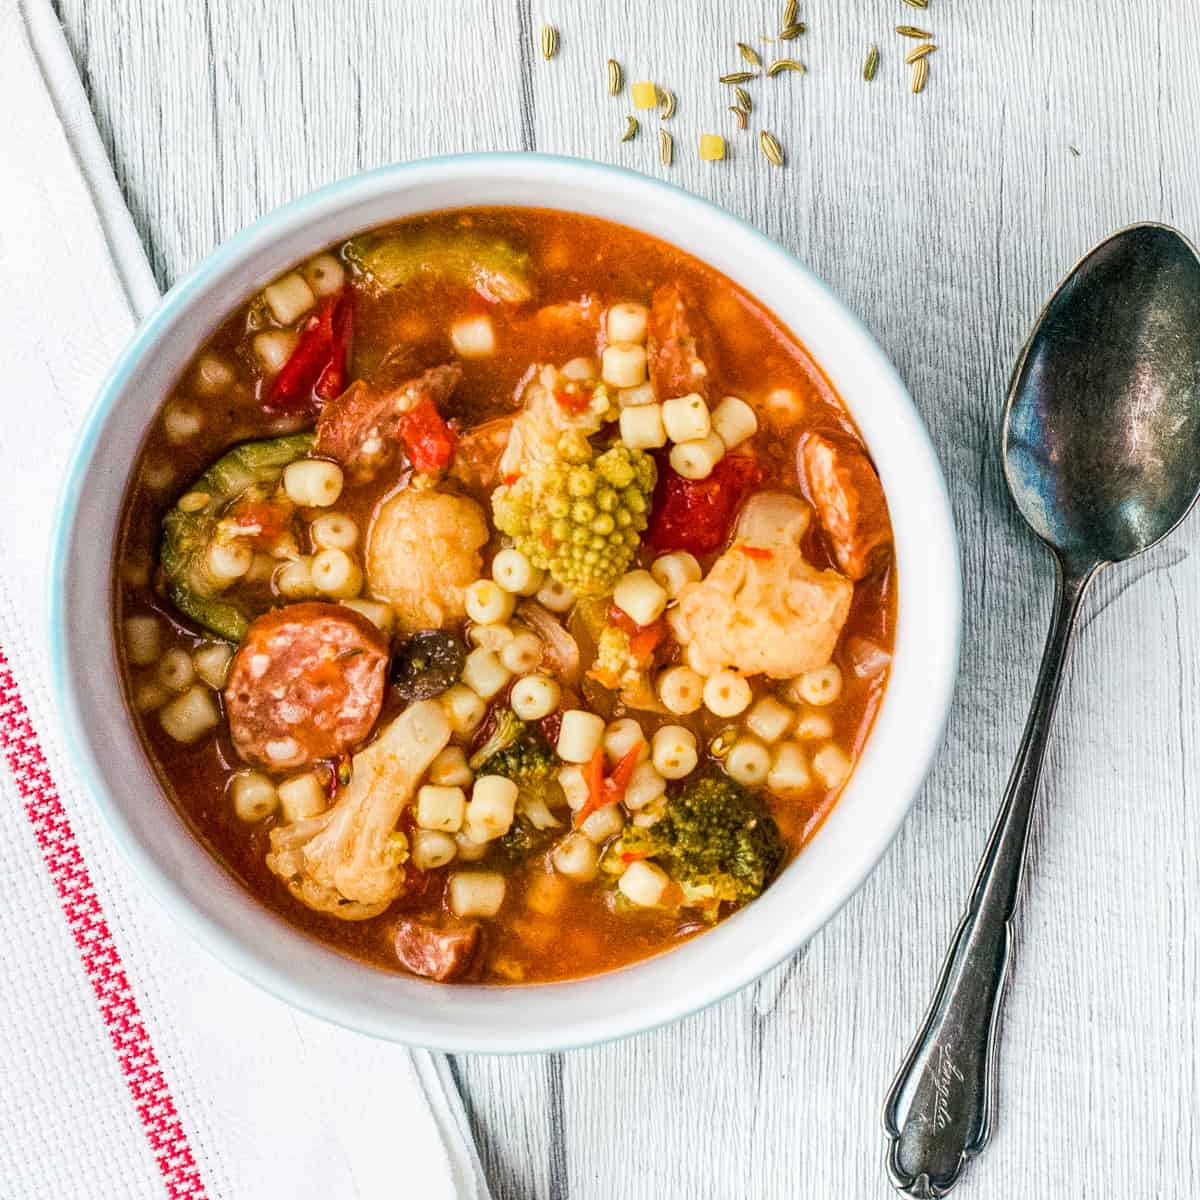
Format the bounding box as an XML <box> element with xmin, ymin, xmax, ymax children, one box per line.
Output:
<box><xmin>629</xmin><ymin>621</ymin><xmax>665</xmax><ymax>663</ymax></box>
<box><xmin>226</xmin><ymin>497</ymin><xmax>292</xmax><ymax>546</ymax></box>
<box><xmin>739</xmin><ymin>545</ymin><xmax>774</xmax><ymax>561</ymax></box>
<box><xmin>647</xmin><ymin>452</ymin><xmax>762</xmax><ymax>554</ymax></box>
<box><xmin>606</xmin><ymin>604</ymin><xmax>640</xmax><ymax>636</ymax></box>
<box><xmin>397</xmin><ymin>395</ymin><xmax>458</xmax><ymax>472</ymax></box>
<box><xmin>554</xmin><ymin>388</ymin><xmax>592</xmax><ymax>415</ymax></box>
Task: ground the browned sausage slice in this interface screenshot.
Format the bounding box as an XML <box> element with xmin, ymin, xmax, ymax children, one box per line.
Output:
<box><xmin>801</xmin><ymin>433</ymin><xmax>892</xmax><ymax>581</ymax></box>
<box><xmin>646</xmin><ymin>281</ymin><xmax>716</xmax><ymax>400</ymax></box>
<box><xmin>315</xmin><ymin>363</ymin><xmax>462</xmax><ymax>483</ymax></box>
<box><xmin>449</xmin><ymin>415</ymin><xmax>514</xmax><ymax>492</ymax></box>
<box><xmin>224</xmin><ymin>602</ymin><xmax>388</xmax><ymax>770</ymax></box>
<box><xmin>394</xmin><ymin>917</ymin><xmax>481</xmax><ymax>982</ymax></box>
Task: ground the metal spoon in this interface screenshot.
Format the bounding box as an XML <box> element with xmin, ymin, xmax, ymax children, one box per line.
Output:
<box><xmin>882</xmin><ymin>223</ymin><xmax>1200</xmax><ymax>1197</ymax></box>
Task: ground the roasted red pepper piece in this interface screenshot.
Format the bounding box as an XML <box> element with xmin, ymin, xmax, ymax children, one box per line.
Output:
<box><xmin>576</xmin><ymin>742</ymin><xmax>643</xmax><ymax>827</ymax></box>
<box><xmin>265</xmin><ymin>290</ymin><xmax>353</xmax><ymax>412</ymax></box>
<box><xmin>315</xmin><ymin>291</ymin><xmax>354</xmax><ymax>400</ymax></box>
<box><xmin>398</xmin><ymin>395</ymin><xmax>458</xmax><ymax>472</ymax></box>
<box><xmin>646</xmin><ymin>452</ymin><xmax>763</xmax><ymax>555</ymax></box>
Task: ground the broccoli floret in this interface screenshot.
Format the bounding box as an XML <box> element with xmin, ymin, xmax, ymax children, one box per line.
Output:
<box><xmin>492</xmin><ymin>443</ymin><xmax>656</xmax><ymax>596</ymax></box>
<box><xmin>619</xmin><ymin>770</ymin><xmax>784</xmax><ymax>913</ymax></box>
<box><xmin>475</xmin><ymin>723</ymin><xmax>556</xmax><ymax>789</ymax></box>
<box><xmin>477</xmin><ymin>727</ymin><xmax>565</xmax><ymax>866</ymax></box>
<box><xmin>491</xmin><ymin>819</ymin><xmax>555</xmax><ymax>869</ymax></box>
<box><xmin>468</xmin><ymin>706</ymin><xmax>525</xmax><ymax>770</ymax></box>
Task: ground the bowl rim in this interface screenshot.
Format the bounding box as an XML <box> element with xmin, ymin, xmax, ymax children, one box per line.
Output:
<box><xmin>48</xmin><ymin>152</ymin><xmax>961</xmax><ymax>1053</ymax></box>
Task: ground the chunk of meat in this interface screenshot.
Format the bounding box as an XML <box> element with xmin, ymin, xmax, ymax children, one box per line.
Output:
<box><xmin>645</xmin><ymin>281</ymin><xmax>716</xmax><ymax>400</ymax></box>
<box><xmin>802</xmin><ymin>433</ymin><xmax>892</xmax><ymax>581</ymax></box>
<box><xmin>266</xmin><ymin>701</ymin><xmax>452</xmax><ymax>920</ymax></box>
<box><xmin>394</xmin><ymin>917</ymin><xmax>481</xmax><ymax>981</ymax></box>
<box><xmin>450</xmin><ymin>415</ymin><xmax>514</xmax><ymax>492</ymax></box>
<box><xmin>315</xmin><ymin>364</ymin><xmax>461</xmax><ymax>483</ymax></box>
<box><xmin>676</xmin><ymin>492</ymin><xmax>852</xmax><ymax>678</ymax></box>
<box><xmin>366</xmin><ymin>488</ymin><xmax>489</xmax><ymax>630</ymax></box>
<box><xmin>225</xmin><ymin>603</ymin><xmax>388</xmax><ymax>770</ymax></box>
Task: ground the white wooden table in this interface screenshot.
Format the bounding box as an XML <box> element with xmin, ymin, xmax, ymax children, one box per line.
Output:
<box><xmin>56</xmin><ymin>2</ymin><xmax>1200</xmax><ymax>1196</ymax></box>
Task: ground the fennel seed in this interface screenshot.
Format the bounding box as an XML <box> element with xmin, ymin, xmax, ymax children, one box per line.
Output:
<box><xmin>759</xmin><ymin>130</ymin><xmax>785</xmax><ymax>166</ymax></box>
<box><xmin>767</xmin><ymin>58</ymin><xmax>805</xmax><ymax>77</ymax></box>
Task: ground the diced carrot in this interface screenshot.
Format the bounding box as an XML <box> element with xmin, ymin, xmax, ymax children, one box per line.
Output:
<box><xmin>575</xmin><ymin>742</ymin><xmax>643</xmax><ymax>827</ymax></box>
<box><xmin>739</xmin><ymin>544</ymin><xmax>773</xmax><ymax>561</ymax></box>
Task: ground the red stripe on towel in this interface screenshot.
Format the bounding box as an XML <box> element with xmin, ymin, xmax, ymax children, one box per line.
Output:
<box><xmin>0</xmin><ymin>649</ymin><xmax>207</xmax><ymax>1199</ymax></box>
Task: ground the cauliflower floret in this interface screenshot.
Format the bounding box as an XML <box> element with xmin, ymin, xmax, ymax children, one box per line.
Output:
<box><xmin>366</xmin><ymin>487</ymin><xmax>489</xmax><ymax>630</ymax></box>
<box><xmin>676</xmin><ymin>492</ymin><xmax>852</xmax><ymax>678</ymax></box>
<box><xmin>499</xmin><ymin>365</ymin><xmax>614</xmax><ymax>480</ymax></box>
<box><xmin>266</xmin><ymin>700</ymin><xmax>451</xmax><ymax>920</ymax></box>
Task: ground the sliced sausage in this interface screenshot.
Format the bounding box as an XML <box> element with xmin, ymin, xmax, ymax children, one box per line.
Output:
<box><xmin>394</xmin><ymin>917</ymin><xmax>481</xmax><ymax>982</ymax></box>
<box><xmin>224</xmin><ymin>602</ymin><xmax>388</xmax><ymax>770</ymax></box>
<box><xmin>801</xmin><ymin>433</ymin><xmax>892</xmax><ymax>581</ymax></box>
<box><xmin>646</xmin><ymin>281</ymin><xmax>716</xmax><ymax>400</ymax></box>
<box><xmin>315</xmin><ymin>363</ymin><xmax>461</xmax><ymax>483</ymax></box>
<box><xmin>450</xmin><ymin>415</ymin><xmax>514</xmax><ymax>492</ymax></box>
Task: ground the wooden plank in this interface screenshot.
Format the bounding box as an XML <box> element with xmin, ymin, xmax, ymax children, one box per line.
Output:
<box><xmin>53</xmin><ymin>0</ymin><xmax>1200</xmax><ymax>1196</ymax></box>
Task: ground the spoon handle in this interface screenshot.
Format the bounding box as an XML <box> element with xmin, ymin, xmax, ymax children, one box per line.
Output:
<box><xmin>882</xmin><ymin>557</ymin><xmax>1098</xmax><ymax>1198</ymax></box>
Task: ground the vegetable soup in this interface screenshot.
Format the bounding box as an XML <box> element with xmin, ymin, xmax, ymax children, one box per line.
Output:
<box><xmin>114</xmin><ymin>208</ymin><xmax>896</xmax><ymax>985</ymax></box>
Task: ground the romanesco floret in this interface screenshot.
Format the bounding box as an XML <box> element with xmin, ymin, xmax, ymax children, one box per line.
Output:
<box><xmin>492</xmin><ymin>443</ymin><xmax>656</xmax><ymax>596</ymax></box>
<box><xmin>618</xmin><ymin>770</ymin><xmax>784</xmax><ymax>914</ymax></box>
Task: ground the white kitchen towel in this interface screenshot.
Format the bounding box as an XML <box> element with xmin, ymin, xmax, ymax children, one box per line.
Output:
<box><xmin>0</xmin><ymin>2</ymin><xmax>489</xmax><ymax>1198</ymax></box>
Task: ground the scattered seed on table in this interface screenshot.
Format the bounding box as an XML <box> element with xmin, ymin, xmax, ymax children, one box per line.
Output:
<box><xmin>737</xmin><ymin>42</ymin><xmax>763</xmax><ymax>66</ymax></box>
<box><xmin>735</xmin><ymin>86</ymin><xmax>752</xmax><ymax>112</ymax></box>
<box><xmin>863</xmin><ymin>46</ymin><xmax>880</xmax><ymax>81</ymax></box>
<box><xmin>541</xmin><ymin>25</ymin><xmax>559</xmax><ymax>60</ymax></box>
<box><xmin>607</xmin><ymin>59</ymin><xmax>623</xmax><ymax>95</ymax></box>
<box><xmin>729</xmin><ymin>106</ymin><xmax>748</xmax><ymax>130</ymax></box>
<box><xmin>719</xmin><ymin>70</ymin><xmax>758</xmax><ymax>84</ymax></box>
<box><xmin>759</xmin><ymin>130</ymin><xmax>785</xmax><ymax>166</ymax></box>
<box><xmin>621</xmin><ymin>115</ymin><xmax>639</xmax><ymax>142</ymax></box>
<box><xmin>660</xmin><ymin>129</ymin><xmax>673</xmax><ymax>166</ymax></box>
<box><xmin>779</xmin><ymin>23</ymin><xmax>806</xmax><ymax>39</ymax></box>
<box><xmin>911</xmin><ymin>58</ymin><xmax>929</xmax><ymax>93</ymax></box>
<box><xmin>901</xmin><ymin>0</ymin><xmax>929</xmax><ymax>7</ymax></box>
<box><xmin>659</xmin><ymin>87</ymin><xmax>677</xmax><ymax>119</ymax></box>
<box><xmin>904</xmin><ymin>43</ymin><xmax>937</xmax><ymax>63</ymax></box>
<box><xmin>896</xmin><ymin>25</ymin><xmax>933</xmax><ymax>38</ymax></box>
<box><xmin>783</xmin><ymin>0</ymin><xmax>798</xmax><ymax>26</ymax></box>
<box><xmin>767</xmin><ymin>58</ymin><xmax>805</xmax><ymax>77</ymax></box>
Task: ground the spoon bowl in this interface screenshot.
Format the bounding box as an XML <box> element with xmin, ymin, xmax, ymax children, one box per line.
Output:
<box><xmin>1003</xmin><ymin>223</ymin><xmax>1200</xmax><ymax>564</ymax></box>
<box><xmin>885</xmin><ymin>222</ymin><xmax>1200</xmax><ymax>1198</ymax></box>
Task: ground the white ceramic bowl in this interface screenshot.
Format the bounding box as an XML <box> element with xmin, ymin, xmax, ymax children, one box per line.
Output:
<box><xmin>50</xmin><ymin>154</ymin><xmax>960</xmax><ymax>1052</ymax></box>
